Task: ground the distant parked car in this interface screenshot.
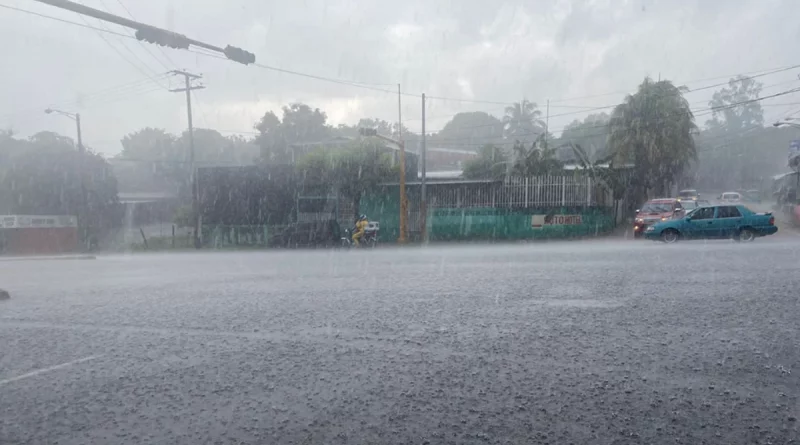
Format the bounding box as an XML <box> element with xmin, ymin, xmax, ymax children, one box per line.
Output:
<box><xmin>677</xmin><ymin>189</ymin><xmax>699</xmax><ymax>201</ymax></box>
<box><xmin>743</xmin><ymin>189</ymin><xmax>762</xmax><ymax>203</ymax></box>
<box><xmin>633</xmin><ymin>198</ymin><xmax>684</xmax><ymax>237</ymax></box>
<box><xmin>644</xmin><ymin>204</ymin><xmax>777</xmax><ymax>243</ymax></box>
<box><xmin>677</xmin><ymin>199</ymin><xmax>700</xmax><ymax>216</ymax></box>
<box><xmin>719</xmin><ymin>192</ymin><xmax>742</xmax><ymax>203</ymax></box>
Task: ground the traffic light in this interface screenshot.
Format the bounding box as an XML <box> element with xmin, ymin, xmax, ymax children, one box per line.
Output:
<box><xmin>224</xmin><ymin>45</ymin><xmax>256</xmax><ymax>65</ymax></box>
<box><xmin>135</xmin><ymin>27</ymin><xmax>190</xmax><ymax>50</ymax></box>
<box><xmin>359</xmin><ymin>128</ymin><xmax>378</xmax><ymax>136</ymax></box>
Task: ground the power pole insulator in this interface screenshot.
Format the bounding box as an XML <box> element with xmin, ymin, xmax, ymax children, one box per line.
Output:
<box><xmin>223</xmin><ymin>45</ymin><xmax>256</xmax><ymax>65</ymax></box>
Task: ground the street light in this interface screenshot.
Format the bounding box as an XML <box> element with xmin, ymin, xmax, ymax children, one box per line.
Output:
<box><xmin>44</xmin><ymin>108</ymin><xmax>83</xmax><ymax>152</ymax></box>
<box><xmin>44</xmin><ymin>107</ymin><xmax>87</xmax><ymax>250</ymax></box>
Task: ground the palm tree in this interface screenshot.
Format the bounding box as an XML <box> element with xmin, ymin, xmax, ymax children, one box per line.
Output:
<box><xmin>511</xmin><ymin>135</ymin><xmax>563</xmax><ymax>176</ymax></box>
<box><xmin>607</xmin><ymin>78</ymin><xmax>697</xmax><ymax>200</ymax></box>
<box><xmin>503</xmin><ymin>99</ymin><xmax>545</xmax><ymax>143</ymax></box>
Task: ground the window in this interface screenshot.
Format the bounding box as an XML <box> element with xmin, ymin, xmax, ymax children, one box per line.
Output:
<box><xmin>640</xmin><ymin>203</ymin><xmax>672</xmax><ymax>213</ymax></box>
<box><xmin>691</xmin><ymin>207</ymin><xmax>715</xmax><ymax>220</ymax></box>
<box><xmin>681</xmin><ymin>201</ymin><xmax>698</xmax><ymax>210</ymax></box>
<box><xmin>716</xmin><ymin>206</ymin><xmax>741</xmax><ymax>218</ymax></box>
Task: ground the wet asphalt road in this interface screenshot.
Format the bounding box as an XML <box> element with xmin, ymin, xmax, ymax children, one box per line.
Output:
<box><xmin>2</xmin><ymin>237</ymin><xmax>800</xmax><ymax>444</ymax></box>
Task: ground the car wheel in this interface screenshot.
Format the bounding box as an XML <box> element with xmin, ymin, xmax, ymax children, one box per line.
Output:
<box><xmin>661</xmin><ymin>229</ymin><xmax>679</xmax><ymax>244</ymax></box>
<box><xmin>738</xmin><ymin>228</ymin><xmax>756</xmax><ymax>242</ymax></box>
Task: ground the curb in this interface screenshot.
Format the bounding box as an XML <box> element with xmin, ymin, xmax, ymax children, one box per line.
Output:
<box><xmin>0</xmin><ymin>255</ymin><xmax>96</xmax><ymax>262</ymax></box>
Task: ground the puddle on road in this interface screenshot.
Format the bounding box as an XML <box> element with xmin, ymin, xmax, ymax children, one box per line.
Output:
<box><xmin>544</xmin><ymin>299</ymin><xmax>621</xmax><ymax>308</ymax></box>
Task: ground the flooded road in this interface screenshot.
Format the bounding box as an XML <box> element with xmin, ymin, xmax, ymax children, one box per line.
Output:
<box><xmin>1</xmin><ymin>239</ymin><xmax>799</xmax><ymax>444</ymax></box>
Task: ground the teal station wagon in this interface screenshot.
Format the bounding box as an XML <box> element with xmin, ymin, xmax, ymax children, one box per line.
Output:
<box><xmin>644</xmin><ymin>205</ymin><xmax>777</xmax><ymax>243</ymax></box>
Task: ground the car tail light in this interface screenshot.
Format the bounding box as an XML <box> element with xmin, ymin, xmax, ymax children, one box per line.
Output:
<box><xmin>769</xmin><ymin>216</ymin><xmax>775</xmax><ymax>225</ymax></box>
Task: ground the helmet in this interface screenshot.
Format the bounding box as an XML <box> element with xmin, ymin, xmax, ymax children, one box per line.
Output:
<box><xmin>360</xmin><ymin>214</ymin><xmax>367</xmax><ymax>221</ymax></box>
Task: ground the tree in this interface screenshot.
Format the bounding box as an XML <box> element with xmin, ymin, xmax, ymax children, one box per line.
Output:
<box><xmin>462</xmin><ymin>144</ymin><xmax>508</xmax><ymax>179</ymax></box>
<box><xmin>118</xmin><ymin>127</ymin><xmax>184</xmax><ymax>195</ymax></box>
<box><xmin>255</xmin><ymin>103</ymin><xmax>332</xmax><ymax>163</ymax></box>
<box><xmin>510</xmin><ymin>136</ymin><xmax>563</xmax><ymax>176</ymax></box>
<box><xmin>706</xmin><ymin>75</ymin><xmax>764</xmax><ymax>132</ymax></box>
<box><xmin>556</xmin><ymin>113</ymin><xmax>610</xmax><ymax>161</ymax></box>
<box><xmin>608</xmin><ymin>77</ymin><xmax>697</xmax><ymax>199</ymax></box>
<box><xmin>503</xmin><ymin>100</ymin><xmax>545</xmax><ymax>143</ymax></box>
<box><xmin>0</xmin><ymin>131</ymin><xmax>120</xmax><ymax>240</ymax></box>
<box><xmin>296</xmin><ymin>140</ymin><xmax>397</xmax><ymax>215</ymax></box>
<box><xmin>431</xmin><ymin>112</ymin><xmax>504</xmax><ymax>149</ymax></box>
<box><xmin>117</xmin><ymin>127</ymin><xmax>258</xmax><ymax>197</ymax></box>
<box><xmin>355</xmin><ymin>118</ymin><xmax>407</xmax><ymax>139</ymax></box>
<box><xmin>692</xmin><ymin>76</ymin><xmax>770</xmax><ymax>191</ymax></box>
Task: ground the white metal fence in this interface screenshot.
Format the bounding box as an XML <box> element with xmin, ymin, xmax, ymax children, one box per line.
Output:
<box><xmin>418</xmin><ymin>176</ymin><xmax>608</xmax><ymax>209</ymax></box>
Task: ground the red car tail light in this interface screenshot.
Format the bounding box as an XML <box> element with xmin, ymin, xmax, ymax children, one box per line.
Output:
<box><xmin>769</xmin><ymin>216</ymin><xmax>775</xmax><ymax>225</ymax></box>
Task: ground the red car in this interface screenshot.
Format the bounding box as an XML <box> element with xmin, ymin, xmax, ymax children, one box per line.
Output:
<box><xmin>633</xmin><ymin>198</ymin><xmax>684</xmax><ymax>237</ymax></box>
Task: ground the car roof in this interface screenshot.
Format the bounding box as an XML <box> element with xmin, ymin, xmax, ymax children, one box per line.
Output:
<box><xmin>678</xmin><ymin>189</ymin><xmax>697</xmax><ymax>193</ymax></box>
<box><xmin>722</xmin><ymin>191</ymin><xmax>741</xmax><ymax>195</ymax></box>
<box><xmin>646</xmin><ymin>198</ymin><xmax>677</xmax><ymax>203</ymax></box>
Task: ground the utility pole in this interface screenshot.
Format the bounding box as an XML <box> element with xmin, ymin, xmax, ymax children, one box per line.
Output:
<box><xmin>544</xmin><ymin>99</ymin><xmax>550</xmax><ymax>150</ymax></box>
<box><xmin>75</xmin><ymin>113</ymin><xmax>87</xmax><ymax>249</ymax></box>
<box><xmin>420</xmin><ymin>93</ymin><xmax>427</xmax><ymax>243</ymax></box>
<box><xmin>396</xmin><ymin>83</ymin><xmax>408</xmax><ymax>243</ymax></box>
<box><xmin>170</xmin><ymin>70</ymin><xmax>204</xmax><ymax>249</ymax></box>
<box><xmin>397</xmin><ymin>84</ymin><xmax>403</xmax><ymax>141</ymax></box>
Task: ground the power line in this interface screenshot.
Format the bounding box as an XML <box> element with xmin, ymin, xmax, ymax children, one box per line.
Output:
<box><xmin>72</xmin><ymin>9</ymin><xmax>167</xmax><ymax>90</ymax></box>
<box><xmin>424</xmin><ymin>77</ymin><xmax>800</xmax><ymax>137</ymax></box>
<box><xmin>425</xmin><ymin>86</ymin><xmax>800</xmax><ymax>147</ymax></box>
<box><xmin>113</xmin><ymin>0</ymin><xmax>176</xmax><ymax>70</ymax></box>
<box><xmin>0</xmin><ymin>74</ymin><xmax>163</xmax><ymax>120</ymax></box>
<box><xmin>0</xmin><ymin>3</ymin><xmax>130</xmax><ymax>37</ymax></box>
<box><xmin>549</xmin><ymin>63</ymin><xmax>800</xmax><ymax>103</ymax></box>
<box><xmin>12</xmin><ymin>1</ymin><xmax>800</xmax><ymax>115</ymax></box>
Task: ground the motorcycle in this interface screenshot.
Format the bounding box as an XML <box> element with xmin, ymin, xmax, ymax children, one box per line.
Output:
<box><xmin>341</xmin><ymin>222</ymin><xmax>379</xmax><ymax>249</ymax></box>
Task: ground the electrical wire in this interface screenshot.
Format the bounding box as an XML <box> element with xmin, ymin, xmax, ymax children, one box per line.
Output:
<box><xmin>72</xmin><ymin>10</ymin><xmax>167</xmax><ymax>90</ymax></box>
<box><xmin>113</xmin><ymin>0</ymin><xmax>177</xmax><ymax>70</ymax></box>
<box><xmin>9</xmin><ymin>1</ymin><xmax>800</xmax><ymax>115</ymax></box>
<box><xmin>423</xmin><ymin>87</ymin><xmax>800</xmax><ymax>147</ymax></box>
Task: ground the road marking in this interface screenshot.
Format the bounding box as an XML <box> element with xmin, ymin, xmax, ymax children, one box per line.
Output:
<box><xmin>0</xmin><ymin>355</ymin><xmax>102</xmax><ymax>387</ymax></box>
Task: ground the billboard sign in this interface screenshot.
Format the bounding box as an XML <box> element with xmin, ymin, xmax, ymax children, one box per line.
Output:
<box><xmin>531</xmin><ymin>214</ymin><xmax>583</xmax><ymax>229</ymax></box>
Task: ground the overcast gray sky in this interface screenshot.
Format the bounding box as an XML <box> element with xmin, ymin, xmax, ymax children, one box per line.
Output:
<box><xmin>2</xmin><ymin>0</ymin><xmax>799</xmax><ymax>155</ymax></box>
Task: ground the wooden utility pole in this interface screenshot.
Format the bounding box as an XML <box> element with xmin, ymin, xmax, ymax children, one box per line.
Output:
<box><xmin>170</xmin><ymin>70</ymin><xmax>204</xmax><ymax>249</ymax></box>
<box><xmin>420</xmin><ymin>93</ymin><xmax>427</xmax><ymax>243</ymax></box>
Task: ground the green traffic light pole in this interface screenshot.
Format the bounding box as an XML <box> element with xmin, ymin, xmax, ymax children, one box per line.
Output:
<box><xmin>359</xmin><ymin>128</ymin><xmax>408</xmax><ymax>243</ymax></box>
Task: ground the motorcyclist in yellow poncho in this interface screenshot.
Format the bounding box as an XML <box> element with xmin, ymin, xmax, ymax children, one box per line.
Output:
<box><xmin>352</xmin><ymin>215</ymin><xmax>368</xmax><ymax>246</ymax></box>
